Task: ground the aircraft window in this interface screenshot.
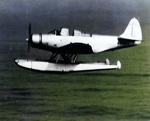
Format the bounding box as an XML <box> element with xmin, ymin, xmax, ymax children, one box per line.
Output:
<box><xmin>73</xmin><ymin>29</ymin><xmax>91</xmax><ymax>37</ymax></box>
<box><xmin>73</xmin><ymin>30</ymin><xmax>81</xmax><ymax>36</ymax></box>
<box><xmin>48</xmin><ymin>29</ymin><xmax>56</xmax><ymax>34</ymax></box>
<box><xmin>60</xmin><ymin>28</ymin><xmax>69</xmax><ymax>36</ymax></box>
<box><xmin>48</xmin><ymin>29</ymin><xmax>61</xmax><ymax>35</ymax></box>
<box><xmin>81</xmin><ymin>33</ymin><xmax>91</xmax><ymax>37</ymax></box>
<box><xmin>56</xmin><ymin>29</ymin><xmax>61</xmax><ymax>35</ymax></box>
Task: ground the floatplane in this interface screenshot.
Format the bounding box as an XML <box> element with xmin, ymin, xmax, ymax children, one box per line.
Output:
<box><xmin>15</xmin><ymin>18</ymin><xmax>142</xmax><ymax>72</ymax></box>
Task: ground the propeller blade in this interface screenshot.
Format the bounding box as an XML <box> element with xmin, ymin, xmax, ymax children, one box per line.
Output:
<box><xmin>29</xmin><ymin>22</ymin><xmax>31</xmax><ymax>36</ymax></box>
<box><xmin>28</xmin><ymin>23</ymin><xmax>32</xmax><ymax>43</ymax></box>
<box><xmin>28</xmin><ymin>41</ymin><xmax>31</xmax><ymax>53</ymax></box>
<box><xmin>27</xmin><ymin>23</ymin><xmax>32</xmax><ymax>60</ymax></box>
<box><xmin>27</xmin><ymin>43</ymin><xmax>31</xmax><ymax>61</ymax></box>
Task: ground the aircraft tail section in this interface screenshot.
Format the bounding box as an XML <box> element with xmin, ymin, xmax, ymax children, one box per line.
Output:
<box><xmin>119</xmin><ymin>18</ymin><xmax>142</xmax><ymax>45</ymax></box>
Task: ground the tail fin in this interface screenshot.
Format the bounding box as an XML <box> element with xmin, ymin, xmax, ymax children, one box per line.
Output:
<box><xmin>119</xmin><ymin>18</ymin><xmax>142</xmax><ymax>45</ymax></box>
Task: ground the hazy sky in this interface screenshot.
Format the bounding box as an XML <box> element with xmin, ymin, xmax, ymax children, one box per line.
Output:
<box><xmin>0</xmin><ymin>0</ymin><xmax>149</xmax><ymax>42</ymax></box>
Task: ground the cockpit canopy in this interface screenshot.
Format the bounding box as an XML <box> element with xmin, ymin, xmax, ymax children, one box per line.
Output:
<box><xmin>48</xmin><ymin>28</ymin><xmax>91</xmax><ymax>37</ymax></box>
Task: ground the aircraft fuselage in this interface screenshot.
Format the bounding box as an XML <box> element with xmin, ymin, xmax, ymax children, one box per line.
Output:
<box><xmin>30</xmin><ymin>34</ymin><xmax>131</xmax><ymax>54</ymax></box>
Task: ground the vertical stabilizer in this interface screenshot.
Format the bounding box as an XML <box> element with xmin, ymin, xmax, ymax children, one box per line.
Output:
<box><xmin>119</xmin><ymin>18</ymin><xmax>142</xmax><ymax>44</ymax></box>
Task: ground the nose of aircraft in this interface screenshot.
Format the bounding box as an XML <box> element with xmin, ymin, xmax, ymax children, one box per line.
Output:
<box><xmin>32</xmin><ymin>34</ymin><xmax>41</xmax><ymax>44</ymax></box>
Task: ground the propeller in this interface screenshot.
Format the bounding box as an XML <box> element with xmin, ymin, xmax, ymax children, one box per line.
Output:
<box><xmin>27</xmin><ymin>23</ymin><xmax>32</xmax><ymax>60</ymax></box>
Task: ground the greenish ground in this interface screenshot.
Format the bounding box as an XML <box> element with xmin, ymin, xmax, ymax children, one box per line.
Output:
<box><xmin>0</xmin><ymin>25</ymin><xmax>150</xmax><ymax>121</ymax></box>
